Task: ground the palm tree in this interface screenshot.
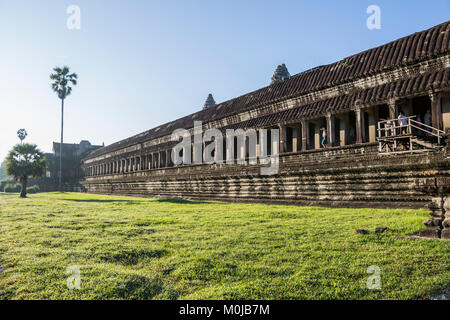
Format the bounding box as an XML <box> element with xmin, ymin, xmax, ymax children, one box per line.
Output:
<box><xmin>17</xmin><ymin>129</ymin><xmax>28</xmax><ymax>144</ymax></box>
<box><xmin>6</xmin><ymin>143</ymin><xmax>46</xmax><ymax>198</ymax></box>
<box><xmin>50</xmin><ymin>66</ymin><xmax>77</xmax><ymax>191</ymax></box>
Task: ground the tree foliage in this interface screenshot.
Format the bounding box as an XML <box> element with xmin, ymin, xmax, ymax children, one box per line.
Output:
<box><xmin>5</xmin><ymin>144</ymin><xmax>46</xmax><ymax>197</ymax></box>
<box><xmin>17</xmin><ymin>128</ymin><xmax>28</xmax><ymax>143</ymax></box>
<box><xmin>0</xmin><ymin>160</ymin><xmax>6</xmax><ymax>180</ymax></box>
<box><xmin>50</xmin><ymin>66</ymin><xmax>78</xmax><ymax>100</ymax></box>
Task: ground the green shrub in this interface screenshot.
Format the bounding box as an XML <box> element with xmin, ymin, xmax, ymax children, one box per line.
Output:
<box><xmin>0</xmin><ymin>178</ymin><xmax>14</xmax><ymax>192</ymax></box>
<box><xmin>26</xmin><ymin>185</ymin><xmax>40</xmax><ymax>194</ymax></box>
<box><xmin>4</xmin><ymin>183</ymin><xmax>21</xmax><ymax>193</ymax></box>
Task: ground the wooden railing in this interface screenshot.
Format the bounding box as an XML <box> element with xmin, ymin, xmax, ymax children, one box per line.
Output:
<box><xmin>377</xmin><ymin>116</ymin><xmax>445</xmax><ymax>154</ymax></box>
<box><xmin>377</xmin><ymin>116</ymin><xmax>445</xmax><ymax>145</ymax></box>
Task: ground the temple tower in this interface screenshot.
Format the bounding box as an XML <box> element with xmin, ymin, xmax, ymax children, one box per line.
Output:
<box><xmin>271</xmin><ymin>64</ymin><xmax>290</xmax><ymax>84</ymax></box>
<box><xmin>203</xmin><ymin>94</ymin><xmax>216</xmax><ymax>110</ymax></box>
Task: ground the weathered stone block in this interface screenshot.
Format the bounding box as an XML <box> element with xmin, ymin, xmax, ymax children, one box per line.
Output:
<box><xmin>441</xmin><ymin>228</ymin><xmax>450</xmax><ymax>240</ymax></box>
<box><xmin>419</xmin><ymin>226</ymin><xmax>442</xmax><ymax>239</ymax></box>
<box><xmin>424</xmin><ymin>218</ymin><xmax>443</xmax><ymax>227</ymax></box>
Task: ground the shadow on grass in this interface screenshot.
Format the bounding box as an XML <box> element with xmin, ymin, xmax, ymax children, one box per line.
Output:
<box><xmin>60</xmin><ymin>198</ymin><xmax>209</xmax><ymax>205</ymax></box>
<box><xmin>60</xmin><ymin>199</ymin><xmax>146</xmax><ymax>205</ymax></box>
<box><xmin>156</xmin><ymin>198</ymin><xmax>210</xmax><ymax>205</ymax></box>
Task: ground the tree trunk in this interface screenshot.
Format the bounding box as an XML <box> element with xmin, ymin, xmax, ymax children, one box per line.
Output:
<box><xmin>20</xmin><ymin>176</ymin><xmax>28</xmax><ymax>198</ymax></box>
<box><xmin>59</xmin><ymin>98</ymin><xmax>64</xmax><ymax>192</ymax></box>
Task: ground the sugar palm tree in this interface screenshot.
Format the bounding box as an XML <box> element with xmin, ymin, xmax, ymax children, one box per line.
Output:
<box><xmin>6</xmin><ymin>143</ymin><xmax>46</xmax><ymax>198</ymax></box>
<box><xmin>50</xmin><ymin>66</ymin><xmax>77</xmax><ymax>191</ymax></box>
<box><xmin>17</xmin><ymin>129</ymin><xmax>27</xmax><ymax>144</ymax></box>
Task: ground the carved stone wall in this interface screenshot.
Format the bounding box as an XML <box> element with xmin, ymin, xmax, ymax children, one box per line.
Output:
<box><xmin>82</xmin><ymin>144</ymin><xmax>449</xmax><ymax>209</ymax></box>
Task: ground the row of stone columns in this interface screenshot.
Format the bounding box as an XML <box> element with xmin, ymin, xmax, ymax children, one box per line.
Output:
<box><xmin>87</xmin><ymin>92</ymin><xmax>445</xmax><ymax>176</ymax></box>
<box><xmin>87</xmin><ymin>149</ymin><xmax>173</xmax><ymax>176</ymax></box>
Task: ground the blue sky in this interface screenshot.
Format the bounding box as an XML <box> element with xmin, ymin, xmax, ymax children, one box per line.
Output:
<box><xmin>0</xmin><ymin>0</ymin><xmax>449</xmax><ymax>161</ymax></box>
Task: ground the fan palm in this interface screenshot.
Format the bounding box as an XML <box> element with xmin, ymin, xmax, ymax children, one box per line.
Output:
<box><xmin>50</xmin><ymin>66</ymin><xmax>77</xmax><ymax>191</ymax></box>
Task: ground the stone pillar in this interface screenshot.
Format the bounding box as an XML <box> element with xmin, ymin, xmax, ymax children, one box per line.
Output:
<box><xmin>279</xmin><ymin>125</ymin><xmax>286</xmax><ymax>153</ymax></box>
<box><xmin>154</xmin><ymin>153</ymin><xmax>159</xmax><ymax>168</ymax></box>
<box><xmin>355</xmin><ymin>109</ymin><xmax>366</xmax><ymax>144</ymax></box>
<box><xmin>419</xmin><ymin>197</ymin><xmax>445</xmax><ymax>239</ymax></box>
<box><xmin>301</xmin><ymin>120</ymin><xmax>309</xmax><ymax>151</ymax></box>
<box><xmin>226</xmin><ymin>138</ymin><xmax>233</xmax><ymax>163</ymax></box>
<box><xmin>273</xmin><ymin>128</ymin><xmax>280</xmax><ymax>154</ymax></box>
<box><xmin>368</xmin><ymin>108</ymin><xmax>378</xmax><ymax>143</ymax></box>
<box><xmin>214</xmin><ymin>138</ymin><xmax>223</xmax><ymax>163</ymax></box>
<box><xmin>314</xmin><ymin>123</ymin><xmax>320</xmax><ymax>149</ymax></box>
<box><xmin>388</xmin><ymin>99</ymin><xmax>398</xmax><ymax>119</ymax></box>
<box><xmin>239</xmin><ymin>134</ymin><xmax>246</xmax><ymax>164</ymax></box>
<box><xmin>429</xmin><ymin>91</ymin><xmax>442</xmax><ymax>131</ymax></box>
<box><xmin>326</xmin><ymin>114</ymin><xmax>335</xmax><ymax>146</ymax></box>
<box><xmin>259</xmin><ymin>129</ymin><xmax>267</xmax><ymax>158</ymax></box>
<box><xmin>442</xmin><ymin>198</ymin><xmax>450</xmax><ymax>240</ymax></box>
<box><xmin>339</xmin><ymin>113</ymin><xmax>349</xmax><ymax>146</ymax></box>
<box><xmin>292</xmin><ymin>126</ymin><xmax>299</xmax><ymax>152</ymax></box>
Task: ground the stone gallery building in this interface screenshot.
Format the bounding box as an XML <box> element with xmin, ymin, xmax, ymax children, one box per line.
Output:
<box><xmin>82</xmin><ymin>21</ymin><xmax>450</xmax><ymax>238</ymax></box>
<box><xmin>36</xmin><ymin>140</ymin><xmax>103</xmax><ymax>191</ymax></box>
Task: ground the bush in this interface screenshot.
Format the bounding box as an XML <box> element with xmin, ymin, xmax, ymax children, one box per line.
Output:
<box><xmin>26</xmin><ymin>185</ymin><xmax>40</xmax><ymax>194</ymax></box>
<box><xmin>4</xmin><ymin>183</ymin><xmax>21</xmax><ymax>193</ymax></box>
<box><xmin>0</xmin><ymin>178</ymin><xmax>14</xmax><ymax>192</ymax></box>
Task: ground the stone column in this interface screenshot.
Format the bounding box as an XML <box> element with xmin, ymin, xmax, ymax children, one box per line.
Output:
<box><xmin>165</xmin><ymin>150</ymin><xmax>169</xmax><ymax>167</ymax></box>
<box><xmin>214</xmin><ymin>138</ymin><xmax>223</xmax><ymax>163</ymax></box>
<box><xmin>368</xmin><ymin>108</ymin><xmax>378</xmax><ymax>143</ymax></box>
<box><xmin>272</xmin><ymin>128</ymin><xmax>280</xmax><ymax>154</ymax></box>
<box><xmin>388</xmin><ymin>99</ymin><xmax>398</xmax><ymax>119</ymax></box>
<box><xmin>226</xmin><ymin>136</ymin><xmax>234</xmax><ymax>164</ymax></box>
<box><xmin>442</xmin><ymin>198</ymin><xmax>450</xmax><ymax>240</ymax></box>
<box><xmin>238</xmin><ymin>134</ymin><xmax>246</xmax><ymax>164</ymax></box>
<box><xmin>339</xmin><ymin>113</ymin><xmax>349</xmax><ymax>146</ymax></box>
<box><xmin>291</xmin><ymin>126</ymin><xmax>298</xmax><ymax>152</ymax></box>
<box><xmin>429</xmin><ymin>91</ymin><xmax>442</xmax><ymax>131</ymax></box>
<box><xmin>355</xmin><ymin>109</ymin><xmax>366</xmax><ymax>144</ymax></box>
<box><xmin>279</xmin><ymin>125</ymin><xmax>286</xmax><ymax>153</ymax></box>
<box><xmin>259</xmin><ymin>129</ymin><xmax>267</xmax><ymax>159</ymax></box>
<box><xmin>416</xmin><ymin>177</ymin><xmax>450</xmax><ymax>239</ymax></box>
<box><xmin>326</xmin><ymin>114</ymin><xmax>335</xmax><ymax>146</ymax></box>
<box><xmin>313</xmin><ymin>123</ymin><xmax>320</xmax><ymax>149</ymax></box>
<box><xmin>155</xmin><ymin>153</ymin><xmax>159</xmax><ymax>168</ymax></box>
<box><xmin>301</xmin><ymin>120</ymin><xmax>309</xmax><ymax>151</ymax></box>
<box><xmin>419</xmin><ymin>197</ymin><xmax>445</xmax><ymax>239</ymax></box>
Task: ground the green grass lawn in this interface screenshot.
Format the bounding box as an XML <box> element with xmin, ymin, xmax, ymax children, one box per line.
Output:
<box><xmin>0</xmin><ymin>192</ymin><xmax>448</xmax><ymax>300</ymax></box>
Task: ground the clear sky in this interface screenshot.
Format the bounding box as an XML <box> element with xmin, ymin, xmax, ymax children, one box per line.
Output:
<box><xmin>0</xmin><ymin>0</ymin><xmax>449</xmax><ymax>161</ymax></box>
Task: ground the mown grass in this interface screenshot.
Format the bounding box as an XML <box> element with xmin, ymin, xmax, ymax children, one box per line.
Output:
<box><xmin>0</xmin><ymin>192</ymin><xmax>448</xmax><ymax>300</ymax></box>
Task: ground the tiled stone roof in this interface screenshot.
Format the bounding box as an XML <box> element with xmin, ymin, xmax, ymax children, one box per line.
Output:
<box><xmin>86</xmin><ymin>21</ymin><xmax>450</xmax><ymax>159</ymax></box>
